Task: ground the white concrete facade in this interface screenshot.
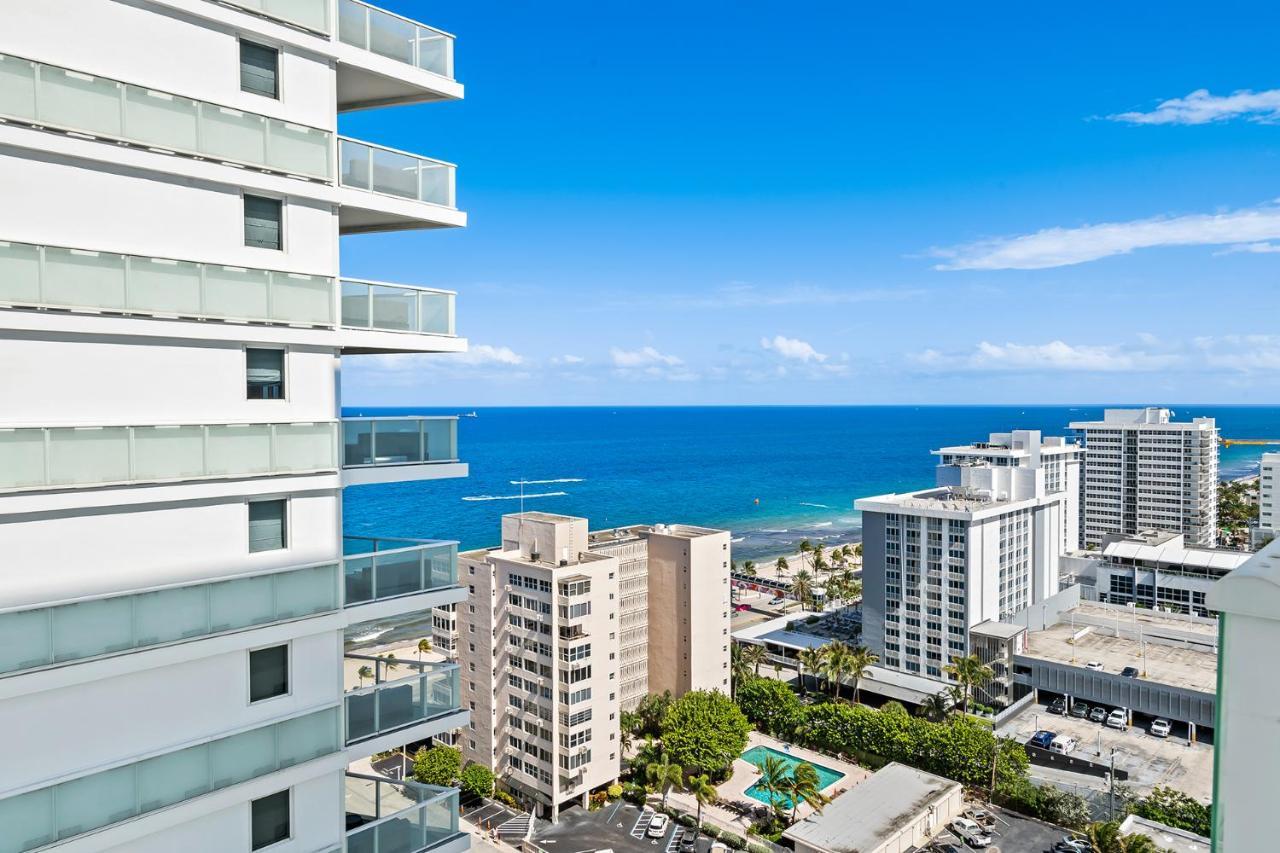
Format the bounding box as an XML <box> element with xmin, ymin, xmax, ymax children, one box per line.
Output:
<box><xmin>1257</xmin><ymin>452</ymin><xmax>1280</xmax><ymax>541</ymax></box>
<box><xmin>1069</xmin><ymin>408</ymin><xmax>1219</xmax><ymax>548</ymax></box>
<box><xmin>0</xmin><ymin>3</ymin><xmax>470</xmax><ymax>851</ymax></box>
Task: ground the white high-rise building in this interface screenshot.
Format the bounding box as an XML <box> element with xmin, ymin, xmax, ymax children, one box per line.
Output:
<box><xmin>1069</xmin><ymin>408</ymin><xmax>1219</xmax><ymax>548</ymax></box>
<box><xmin>1257</xmin><ymin>452</ymin><xmax>1280</xmax><ymax>542</ymax></box>
<box><xmin>443</xmin><ymin>513</ymin><xmax>731</xmax><ymax>819</ymax></box>
<box><xmin>856</xmin><ymin>430</ymin><xmax>1079</xmax><ymax>681</ymax></box>
<box><xmin>0</xmin><ymin>3</ymin><xmax>472</xmax><ymax>851</ymax></box>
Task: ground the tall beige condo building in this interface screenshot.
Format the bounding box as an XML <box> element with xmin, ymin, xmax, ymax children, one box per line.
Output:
<box><xmin>441</xmin><ymin>513</ymin><xmax>731</xmax><ymax>819</ymax></box>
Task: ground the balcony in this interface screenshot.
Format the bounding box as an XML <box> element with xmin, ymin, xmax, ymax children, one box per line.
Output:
<box><xmin>340</xmin><ymin>279</ymin><xmax>457</xmax><ymax>350</ymax></box>
<box><xmin>340</xmin><ymin>417</ymin><xmax>466</xmax><ymax>486</ymax></box>
<box><xmin>0</xmin><ymin>421</ymin><xmax>338</xmax><ymax>493</ymax></box>
<box><xmin>345</xmin><ymin>773</ymin><xmax>464</xmax><ymax>853</ymax></box>
<box><xmin>0</xmin><ymin>53</ymin><xmax>331</xmax><ymax>180</ymax></box>
<box><xmin>342</xmin><ymin>536</ymin><xmax>461</xmax><ymax>617</ymax></box>
<box><xmin>335</xmin><ymin>0</ymin><xmax>460</xmax><ymax>111</ymax></box>
<box><xmin>220</xmin><ymin>0</ymin><xmax>332</xmax><ymax>34</ymax></box>
<box><xmin>344</xmin><ymin>655</ymin><xmax>461</xmax><ymax>744</ymax></box>
<box><xmin>337</xmin><ymin>137</ymin><xmax>463</xmax><ymax>233</ymax></box>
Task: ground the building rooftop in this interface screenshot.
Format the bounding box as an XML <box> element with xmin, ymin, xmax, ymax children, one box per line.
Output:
<box><xmin>970</xmin><ymin>621</ymin><xmax>1027</xmax><ymax>641</ymax></box>
<box><xmin>782</xmin><ymin>762</ymin><xmax>960</xmax><ymax>853</ymax></box>
<box><xmin>733</xmin><ymin>612</ymin><xmax>830</xmax><ymax>652</ymax></box>
<box><xmin>1101</xmin><ymin>531</ymin><xmax>1251</xmax><ymax>573</ymax></box>
<box><xmin>1019</xmin><ymin>602</ymin><xmax>1217</xmax><ymax>694</ymax></box>
<box><xmin>507</xmin><ymin>511</ymin><xmax>578</xmax><ymax>524</ymax></box>
<box><xmin>859</xmin><ymin>485</ymin><xmax>1027</xmax><ymax>514</ymax></box>
<box><xmin>588</xmin><ymin>522</ymin><xmax>725</xmax><ymax>546</ymax></box>
<box><xmin>1118</xmin><ymin>815</ymin><xmax>1209</xmax><ymax>853</ymax></box>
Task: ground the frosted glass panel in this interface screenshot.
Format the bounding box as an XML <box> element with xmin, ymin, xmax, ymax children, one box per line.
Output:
<box><xmin>423</xmin><ymin>419</ymin><xmax>457</xmax><ymax>460</ymax></box>
<box><xmin>371</xmin><ymin>284</ymin><xmax>416</xmax><ymax>331</ymax></box>
<box><xmin>0</xmin><ymin>430</ymin><xmax>47</xmax><ymax>489</ymax></box>
<box><xmin>374</xmin><ymin>420</ymin><xmax>423</xmax><ymax>463</ymax></box>
<box><xmin>137</xmin><ymin>743</ymin><xmax>211</xmax><ymax>812</ymax></box>
<box><xmin>128</xmin><ymin>256</ymin><xmax>202</xmax><ymax>315</ymax></box>
<box><xmin>0</xmin><ymin>241</ymin><xmax>41</xmax><ymax>304</ymax></box>
<box><xmin>210</xmin><ymin>725</ymin><xmax>277</xmax><ymax>788</ymax></box>
<box><xmin>267</xmin><ymin>120</ymin><xmax>330</xmax><ymax>178</ymax></box>
<box><xmin>271</xmin><ymin>273</ymin><xmax>332</xmax><ymax>324</ymax></box>
<box><xmin>368</xmin><ymin>10</ymin><xmax>416</xmax><ymax>63</ymax></box>
<box><xmin>273</xmin><ymin>422</ymin><xmax>336</xmax><ymax>471</ymax></box>
<box><xmin>42</xmin><ymin>247</ymin><xmax>126</xmax><ymax>310</ymax></box>
<box><xmin>205</xmin><ymin>266</ymin><xmax>270</xmax><ymax>321</ymax></box>
<box><xmin>345</xmin><ymin>557</ymin><xmax>374</xmax><ymax>604</ymax></box>
<box><xmin>47</xmin><ymin>427</ymin><xmax>130</xmax><ymax>485</ymax></box>
<box><xmin>132</xmin><ymin>425</ymin><xmax>205</xmax><ymax>480</ymax></box>
<box><xmin>0</xmin><ymin>608</ymin><xmax>52</xmax><ymax>673</ymax></box>
<box><xmin>0</xmin><ymin>55</ymin><xmax>37</xmax><ymax>120</ymax></box>
<box><xmin>262</xmin><ymin>0</ymin><xmax>330</xmax><ymax>32</ymax></box>
<box><xmin>38</xmin><ymin>67</ymin><xmax>122</xmax><ymax>138</ymax></box>
<box><xmin>342</xmin><ymin>281</ymin><xmax>372</xmax><ymax>327</ymax></box>
<box><xmin>52</xmin><ymin>596</ymin><xmax>133</xmax><ymax>661</ymax></box>
<box><xmin>276</xmin><ymin>707</ymin><xmax>339</xmax><ymax>767</ymax></box>
<box><xmin>134</xmin><ymin>584</ymin><xmax>209</xmax><ymax>645</ymax></box>
<box><xmin>371</xmin><ymin>146</ymin><xmax>419</xmax><ymax>199</ymax></box>
<box><xmin>201</xmin><ymin>105</ymin><xmax>267</xmax><ymax>165</ymax></box>
<box><xmin>57</xmin><ymin>765</ymin><xmax>136</xmax><ymax>839</ymax></box>
<box><xmin>375</xmin><ymin>550</ymin><xmax>422</xmax><ymax>598</ymax></box>
<box><xmin>0</xmin><ymin>788</ymin><xmax>55</xmax><ymax>853</ymax></box>
<box><xmin>210</xmin><ymin>574</ymin><xmax>275</xmax><ymax>631</ymax></box>
<box><xmin>420</xmin><ymin>162</ymin><xmax>452</xmax><ymax>205</ymax></box>
<box><xmin>420</xmin><ymin>291</ymin><xmax>451</xmax><ymax>334</ymax></box>
<box><xmin>206</xmin><ymin>424</ymin><xmax>272</xmax><ymax>475</ymax></box>
<box><xmin>124</xmin><ymin>86</ymin><xmax>199</xmax><ymax>152</ymax></box>
<box><xmin>340</xmin><ymin>139</ymin><xmax>372</xmax><ymax>189</ymax></box>
<box><xmin>275</xmin><ymin>564</ymin><xmax>337</xmax><ymax>618</ymax></box>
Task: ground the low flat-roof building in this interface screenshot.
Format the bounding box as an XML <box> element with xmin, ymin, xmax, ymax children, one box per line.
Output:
<box><xmin>782</xmin><ymin>762</ymin><xmax>962</xmax><ymax>853</ymax></box>
<box><xmin>1093</xmin><ymin>530</ymin><xmax>1251</xmax><ymax>617</ymax></box>
<box><xmin>1118</xmin><ymin>815</ymin><xmax>1209</xmax><ymax>853</ymax></box>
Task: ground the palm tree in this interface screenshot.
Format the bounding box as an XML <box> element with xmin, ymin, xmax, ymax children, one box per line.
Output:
<box><xmin>646</xmin><ymin>752</ymin><xmax>683</xmax><ymax>808</ymax></box>
<box><xmin>755</xmin><ymin>755</ymin><xmax>790</xmax><ymax>818</ymax></box>
<box><xmin>917</xmin><ymin>690</ymin><xmax>953</xmax><ymax>722</ymax></box>
<box><xmin>1085</xmin><ymin>822</ymin><xmax>1160</xmax><ymax>853</ymax></box>
<box><xmin>687</xmin><ymin>773</ymin><xmax>717</xmax><ymax>837</ymax></box>
<box><xmin>798</xmin><ymin>539</ymin><xmax>813</xmax><ymax>573</ymax></box>
<box><xmin>786</xmin><ymin>762</ymin><xmax>830</xmax><ymax>823</ymax></box>
<box><xmin>356</xmin><ymin>665</ymin><xmax>374</xmax><ymax>688</ymax></box>
<box><xmin>790</xmin><ymin>569</ymin><xmax>815</xmax><ymax>611</ymax></box>
<box><xmin>743</xmin><ymin>559</ymin><xmax>757</xmax><ymax>578</ymax></box>
<box><xmin>812</xmin><ymin>543</ymin><xmax>826</xmax><ymax>572</ymax></box>
<box><xmin>821</xmin><ymin>641</ymin><xmax>852</xmax><ymax>699</ymax></box>
<box><xmin>417</xmin><ymin>637</ymin><xmax>432</xmax><ymax>662</ymax></box>
<box><xmin>944</xmin><ymin>653</ymin><xmax>995</xmax><ymax>713</ymax></box>
<box><xmin>797</xmin><ymin>646</ymin><xmax>826</xmax><ymax>696</ymax></box>
<box><xmin>730</xmin><ymin>644</ymin><xmax>753</xmax><ymax>697</ymax></box>
<box><xmin>775</xmin><ymin>556</ymin><xmax>789</xmax><ymax>579</ymax></box>
<box><xmin>847</xmin><ymin>646</ymin><xmax>878</xmax><ymax>704</ymax></box>
<box><xmin>382</xmin><ymin>653</ymin><xmax>400</xmax><ymax>673</ymax></box>
<box><xmin>741</xmin><ymin>642</ymin><xmax>768</xmax><ymax>677</ymax></box>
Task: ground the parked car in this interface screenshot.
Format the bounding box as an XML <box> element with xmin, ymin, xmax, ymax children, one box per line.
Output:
<box><xmin>1054</xmin><ymin>837</ymin><xmax>1094</xmax><ymax>852</ymax></box>
<box><xmin>1049</xmin><ymin>736</ymin><xmax>1079</xmax><ymax>755</ymax></box>
<box><xmin>950</xmin><ymin>817</ymin><xmax>992</xmax><ymax>848</ymax></box>
<box><xmin>679</xmin><ymin>834</ymin><xmax>697</xmax><ymax>853</ymax></box>
<box><xmin>1085</xmin><ymin>661</ymin><xmax>1104</xmax><ymax>671</ymax></box>
<box><xmin>768</xmin><ymin>596</ymin><xmax>785</xmax><ymax>606</ymax></box>
<box><xmin>963</xmin><ymin>808</ymin><xmax>996</xmax><ymax>827</ymax></box>
<box><xmin>734</xmin><ymin>604</ymin><xmax>750</xmax><ymax>612</ymax></box>
<box><xmin>647</xmin><ymin>815</ymin><xmax>670</xmax><ymax>837</ymax></box>
<box><xmin>1106</xmin><ymin>709</ymin><xmax>1129</xmax><ymax>730</ymax></box>
<box><xmin>1150</xmin><ymin>718</ymin><xmax>1172</xmax><ymax>738</ymax></box>
<box><xmin>1088</xmin><ymin>706</ymin><xmax>1109</xmax><ymax>723</ymax></box>
<box><xmin>1030</xmin><ymin>730</ymin><xmax>1056</xmax><ymax>749</ymax></box>
<box><xmin>709</xmin><ymin>844</ymin><xmax>731</xmax><ymax>853</ymax></box>
<box><xmin>1070</xmin><ymin>701</ymin><xmax>1090</xmax><ymax>718</ymax></box>
<box><xmin>1047</xmin><ymin>697</ymin><xmax>1067</xmax><ymax>715</ymax></box>
<box><xmin>1120</xmin><ymin>666</ymin><xmax>1140</xmax><ymax>678</ymax></box>
<box><xmin>931</xmin><ymin>845</ymin><xmax>964</xmax><ymax>853</ymax></box>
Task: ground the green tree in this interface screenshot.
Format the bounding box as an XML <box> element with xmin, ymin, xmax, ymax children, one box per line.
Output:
<box><xmin>847</xmin><ymin>646</ymin><xmax>878</xmax><ymax>704</ymax></box>
<box><xmin>742</xmin><ymin>559</ymin><xmax>757</xmax><ymax>577</ymax></box>
<box><xmin>740</xmin><ymin>643</ymin><xmax>768</xmax><ymax>677</ymax></box>
<box><xmin>917</xmin><ymin>690</ymin><xmax>953</xmax><ymax>723</ymax></box>
<box><xmin>416</xmin><ymin>637</ymin><xmax>432</xmax><ymax>662</ymax></box>
<box><xmin>775</xmin><ymin>556</ymin><xmax>789</xmax><ymax>578</ymax></box>
<box><xmin>459</xmin><ymin>763</ymin><xmax>496</xmax><ymax>799</ymax></box>
<box><xmin>730</xmin><ymin>644</ymin><xmax>754</xmax><ymax>698</ymax></box>
<box><xmin>754</xmin><ymin>755</ymin><xmax>790</xmax><ymax>818</ymax></box>
<box><xmin>1086</xmin><ymin>821</ymin><xmax>1161</xmax><ymax>853</ymax></box>
<box><xmin>735</xmin><ymin>677</ymin><xmax>803</xmax><ymax>738</ymax></box>
<box><xmin>1130</xmin><ymin>786</ymin><xmax>1211</xmax><ymax>837</ymax></box>
<box><xmin>944</xmin><ymin>653</ymin><xmax>994</xmax><ymax>712</ymax></box>
<box><xmin>798</xmin><ymin>539</ymin><xmax>813</xmax><ymax>572</ymax></box>
<box><xmin>786</xmin><ymin>761</ymin><xmax>829</xmax><ymax>823</ymax></box>
<box><xmin>797</xmin><ymin>646</ymin><xmax>826</xmax><ymax>696</ymax></box>
<box><xmin>356</xmin><ymin>665</ymin><xmax>373</xmax><ymax>687</ymax></box>
<box><xmin>645</xmin><ymin>752</ymin><xmax>683</xmax><ymax>807</ymax></box>
<box><xmin>790</xmin><ymin>570</ymin><xmax>816</xmax><ymax>611</ymax></box>
<box><xmin>687</xmin><ymin>773</ymin><xmax>718</xmax><ymax>837</ymax></box>
<box><xmin>820</xmin><ymin>641</ymin><xmax>853</xmax><ymax>699</ymax></box>
<box><xmin>660</xmin><ymin>690</ymin><xmax>751</xmax><ymax>778</ymax></box>
<box><xmin>412</xmin><ymin>745</ymin><xmax>461</xmax><ymax>786</ymax></box>
<box><xmin>634</xmin><ymin>690</ymin><xmax>674</xmax><ymax>737</ymax></box>
<box><xmin>1035</xmin><ymin>784</ymin><xmax>1092</xmax><ymax>829</ymax></box>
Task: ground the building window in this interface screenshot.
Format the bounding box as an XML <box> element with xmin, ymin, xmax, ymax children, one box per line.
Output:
<box><xmin>249</xmin><ymin>644</ymin><xmax>289</xmax><ymax>702</ymax></box>
<box><xmin>244</xmin><ymin>194</ymin><xmax>282</xmax><ymax>249</ymax></box>
<box><xmin>251</xmin><ymin>790</ymin><xmax>290</xmax><ymax>849</ymax></box>
<box><xmin>246</xmin><ymin>348</ymin><xmax>285</xmax><ymax>399</ymax></box>
<box><xmin>248</xmin><ymin>499</ymin><xmax>287</xmax><ymax>552</ymax></box>
<box><xmin>240</xmin><ymin>41</ymin><xmax>280</xmax><ymax>98</ymax></box>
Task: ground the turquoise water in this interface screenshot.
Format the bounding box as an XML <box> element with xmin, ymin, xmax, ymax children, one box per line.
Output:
<box><xmin>341</xmin><ymin>405</ymin><xmax>1280</xmax><ymax>560</ymax></box>
<box><xmin>741</xmin><ymin>745</ymin><xmax>844</xmax><ymax>808</ymax></box>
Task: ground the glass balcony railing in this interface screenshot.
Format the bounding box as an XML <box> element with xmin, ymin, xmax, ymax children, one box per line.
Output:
<box><xmin>337</xmin><ymin>0</ymin><xmax>455</xmax><ymax>80</ymax></box>
<box><xmin>342</xmin><ymin>536</ymin><xmax>459</xmax><ymax>606</ymax></box>
<box><xmin>345</xmin><ymin>773</ymin><xmax>461</xmax><ymax>853</ymax></box>
<box><xmin>0</xmin><ymin>707</ymin><xmax>341</xmax><ymax>853</ymax></box>
<box><xmin>0</xmin><ymin>239</ymin><xmax>334</xmax><ymax>327</ymax></box>
<box><xmin>339</xmin><ymin>137</ymin><xmax>456</xmax><ymax>208</ymax></box>
<box><xmin>0</xmin><ymin>54</ymin><xmax>332</xmax><ymax>180</ymax></box>
<box><xmin>344</xmin><ymin>656</ymin><xmax>461</xmax><ymax>743</ymax></box>
<box><xmin>0</xmin><ymin>563</ymin><xmax>339</xmax><ymax>676</ymax></box>
<box><xmin>341</xmin><ymin>279</ymin><xmax>455</xmax><ymax>336</ymax></box>
<box><xmin>221</xmin><ymin>0</ymin><xmax>331</xmax><ymax>34</ymax></box>
<box><xmin>341</xmin><ymin>418</ymin><xmax>458</xmax><ymax>469</ymax></box>
<box><xmin>0</xmin><ymin>422</ymin><xmax>338</xmax><ymax>492</ymax></box>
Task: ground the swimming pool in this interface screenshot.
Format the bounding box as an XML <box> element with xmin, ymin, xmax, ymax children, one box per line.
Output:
<box><xmin>740</xmin><ymin>745</ymin><xmax>844</xmax><ymax>809</ymax></box>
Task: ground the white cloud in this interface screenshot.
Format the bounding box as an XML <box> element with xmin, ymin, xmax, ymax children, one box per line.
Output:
<box><xmin>610</xmin><ymin>346</ymin><xmax>683</xmax><ymax>368</ymax></box>
<box><xmin>932</xmin><ymin>203</ymin><xmax>1280</xmax><ymax>270</ymax></box>
<box><xmin>1194</xmin><ymin>335</ymin><xmax>1280</xmax><ymax>371</ymax></box>
<box><xmin>457</xmin><ymin>344</ymin><xmax>524</xmax><ymax>366</ymax></box>
<box><xmin>911</xmin><ymin>340</ymin><xmax>1181</xmax><ymax>373</ymax></box>
<box><xmin>1215</xmin><ymin>241</ymin><xmax>1280</xmax><ymax>255</ymax></box>
<box><xmin>1108</xmin><ymin>88</ymin><xmax>1280</xmax><ymax>125</ymax></box>
<box><xmin>550</xmin><ymin>354</ymin><xmax>585</xmax><ymax>365</ymax></box>
<box><xmin>760</xmin><ymin>335</ymin><xmax>828</xmax><ymax>363</ymax></box>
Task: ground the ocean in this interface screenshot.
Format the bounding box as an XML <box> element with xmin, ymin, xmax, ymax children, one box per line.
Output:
<box><xmin>341</xmin><ymin>405</ymin><xmax>1280</xmax><ymax>560</ymax></box>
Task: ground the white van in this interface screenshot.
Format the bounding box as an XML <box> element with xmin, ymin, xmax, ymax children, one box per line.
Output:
<box><xmin>1049</xmin><ymin>736</ymin><xmax>1078</xmax><ymax>755</ymax></box>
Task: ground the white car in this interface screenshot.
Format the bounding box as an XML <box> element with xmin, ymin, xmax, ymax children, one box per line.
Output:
<box><xmin>1049</xmin><ymin>736</ymin><xmax>1079</xmax><ymax>755</ymax></box>
<box><xmin>951</xmin><ymin>817</ymin><xmax>992</xmax><ymax>848</ymax></box>
<box><xmin>709</xmin><ymin>844</ymin><xmax>731</xmax><ymax>853</ymax></box>
<box><xmin>1085</xmin><ymin>661</ymin><xmax>1104</xmax><ymax>671</ymax></box>
<box><xmin>1106</xmin><ymin>709</ymin><xmax>1128</xmax><ymax>730</ymax></box>
<box><xmin>1149</xmin><ymin>718</ymin><xmax>1171</xmax><ymax>738</ymax></box>
<box><xmin>647</xmin><ymin>815</ymin><xmax>671</xmax><ymax>838</ymax></box>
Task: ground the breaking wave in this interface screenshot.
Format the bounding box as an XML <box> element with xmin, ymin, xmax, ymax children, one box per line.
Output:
<box><xmin>509</xmin><ymin>478</ymin><xmax>585</xmax><ymax>485</ymax></box>
<box><xmin>462</xmin><ymin>491</ymin><xmax>568</xmax><ymax>501</ymax></box>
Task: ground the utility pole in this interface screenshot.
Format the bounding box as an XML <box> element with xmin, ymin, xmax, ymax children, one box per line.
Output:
<box><xmin>1108</xmin><ymin>747</ymin><xmax>1117</xmax><ymax>820</ymax></box>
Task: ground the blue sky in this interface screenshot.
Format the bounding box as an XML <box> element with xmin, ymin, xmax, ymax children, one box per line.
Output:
<box><xmin>340</xmin><ymin>1</ymin><xmax>1280</xmax><ymax>406</ymax></box>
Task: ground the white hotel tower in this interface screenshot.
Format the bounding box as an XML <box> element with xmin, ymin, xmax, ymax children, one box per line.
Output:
<box><xmin>0</xmin><ymin>2</ymin><xmax>472</xmax><ymax>852</ymax></box>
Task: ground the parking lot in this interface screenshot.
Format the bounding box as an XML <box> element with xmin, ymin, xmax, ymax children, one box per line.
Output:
<box><xmin>928</xmin><ymin>804</ymin><xmax>1073</xmax><ymax>852</ymax></box>
<box><xmin>996</xmin><ymin>700</ymin><xmax>1214</xmax><ymax>801</ymax></box>
<box><xmin>532</xmin><ymin>801</ymin><xmax>716</xmax><ymax>853</ymax></box>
